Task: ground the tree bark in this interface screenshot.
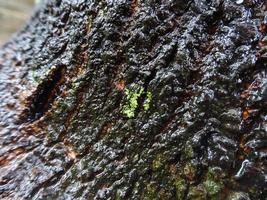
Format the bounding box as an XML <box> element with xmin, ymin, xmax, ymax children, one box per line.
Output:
<box><xmin>0</xmin><ymin>0</ymin><xmax>266</xmax><ymax>199</ymax></box>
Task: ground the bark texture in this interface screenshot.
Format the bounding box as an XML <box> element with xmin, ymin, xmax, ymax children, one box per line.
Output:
<box><xmin>0</xmin><ymin>0</ymin><xmax>266</xmax><ymax>199</ymax></box>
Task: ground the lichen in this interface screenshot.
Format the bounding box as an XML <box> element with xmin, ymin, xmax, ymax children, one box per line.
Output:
<box><xmin>186</xmin><ymin>167</ymin><xmax>224</xmax><ymax>200</ymax></box>
<box><xmin>183</xmin><ymin>163</ymin><xmax>196</xmax><ymax>182</ymax></box>
<box><xmin>152</xmin><ymin>154</ymin><xmax>165</xmax><ymax>170</ymax></box>
<box><xmin>122</xmin><ymin>87</ymin><xmax>144</xmax><ymax>118</ymax></box>
<box><xmin>174</xmin><ymin>178</ymin><xmax>187</xmax><ymax>200</ymax></box>
<box><xmin>203</xmin><ymin>179</ymin><xmax>222</xmax><ymax>198</ymax></box>
<box><xmin>183</xmin><ymin>143</ymin><xmax>193</xmax><ymax>159</ymax></box>
<box><xmin>69</xmin><ymin>81</ymin><xmax>81</xmax><ymax>96</ymax></box>
<box><xmin>143</xmin><ymin>91</ymin><xmax>152</xmax><ymax>111</ymax></box>
<box><xmin>115</xmin><ymin>190</ymin><xmax>121</xmax><ymax>200</ymax></box>
<box><xmin>122</xmin><ymin>86</ymin><xmax>153</xmax><ymax>118</ymax></box>
<box><xmin>203</xmin><ymin>168</ymin><xmax>224</xmax><ymax>199</ymax></box>
<box><xmin>143</xmin><ymin>183</ymin><xmax>157</xmax><ymax>200</ymax></box>
<box><xmin>187</xmin><ymin>185</ymin><xmax>206</xmax><ymax>200</ymax></box>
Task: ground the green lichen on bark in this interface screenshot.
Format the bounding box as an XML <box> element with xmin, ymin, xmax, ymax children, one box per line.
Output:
<box><xmin>0</xmin><ymin>0</ymin><xmax>266</xmax><ymax>199</ymax></box>
<box><xmin>203</xmin><ymin>168</ymin><xmax>224</xmax><ymax>199</ymax></box>
<box><xmin>143</xmin><ymin>91</ymin><xmax>152</xmax><ymax>111</ymax></box>
<box><xmin>122</xmin><ymin>86</ymin><xmax>152</xmax><ymax>118</ymax></box>
<box><xmin>174</xmin><ymin>178</ymin><xmax>187</xmax><ymax>200</ymax></box>
<box><xmin>122</xmin><ymin>87</ymin><xmax>144</xmax><ymax>118</ymax></box>
<box><xmin>187</xmin><ymin>167</ymin><xmax>224</xmax><ymax>200</ymax></box>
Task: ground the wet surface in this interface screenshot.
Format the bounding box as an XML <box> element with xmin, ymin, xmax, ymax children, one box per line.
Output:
<box><xmin>0</xmin><ymin>0</ymin><xmax>266</xmax><ymax>199</ymax></box>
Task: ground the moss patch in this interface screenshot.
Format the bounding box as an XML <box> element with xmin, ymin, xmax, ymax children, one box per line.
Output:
<box><xmin>122</xmin><ymin>86</ymin><xmax>152</xmax><ymax>118</ymax></box>
<box><xmin>204</xmin><ymin>168</ymin><xmax>224</xmax><ymax>199</ymax></box>
<box><xmin>143</xmin><ymin>91</ymin><xmax>152</xmax><ymax>111</ymax></box>
<box><xmin>122</xmin><ymin>87</ymin><xmax>144</xmax><ymax>118</ymax></box>
<box><xmin>183</xmin><ymin>163</ymin><xmax>196</xmax><ymax>182</ymax></box>
<box><xmin>188</xmin><ymin>185</ymin><xmax>206</xmax><ymax>200</ymax></box>
<box><xmin>174</xmin><ymin>178</ymin><xmax>187</xmax><ymax>200</ymax></box>
<box><xmin>143</xmin><ymin>183</ymin><xmax>157</xmax><ymax>200</ymax></box>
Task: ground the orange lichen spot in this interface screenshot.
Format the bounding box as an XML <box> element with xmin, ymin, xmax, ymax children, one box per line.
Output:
<box><xmin>115</xmin><ymin>79</ymin><xmax>125</xmax><ymax>91</ymax></box>
<box><xmin>242</xmin><ymin>108</ymin><xmax>256</xmax><ymax>120</ymax></box>
<box><xmin>239</xmin><ymin>136</ymin><xmax>252</xmax><ymax>154</ymax></box>
<box><xmin>244</xmin><ymin>147</ymin><xmax>251</xmax><ymax>154</ymax></box>
<box><xmin>242</xmin><ymin>110</ymin><xmax>250</xmax><ymax>120</ymax></box>
<box><xmin>0</xmin><ymin>156</ymin><xmax>10</xmax><ymax>166</ymax></box>
<box><xmin>0</xmin><ymin>147</ymin><xmax>26</xmax><ymax>167</ymax></box>
<box><xmin>239</xmin><ymin>136</ymin><xmax>246</xmax><ymax>149</ymax></box>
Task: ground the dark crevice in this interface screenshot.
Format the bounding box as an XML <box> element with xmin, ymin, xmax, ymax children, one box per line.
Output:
<box><xmin>205</xmin><ymin>1</ymin><xmax>224</xmax><ymax>35</ymax></box>
<box><xmin>21</xmin><ymin>65</ymin><xmax>67</xmax><ymax>122</ymax></box>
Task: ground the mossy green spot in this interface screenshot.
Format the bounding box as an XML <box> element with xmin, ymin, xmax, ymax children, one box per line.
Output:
<box><xmin>204</xmin><ymin>168</ymin><xmax>224</xmax><ymax>199</ymax></box>
<box><xmin>174</xmin><ymin>178</ymin><xmax>187</xmax><ymax>200</ymax></box>
<box><xmin>122</xmin><ymin>87</ymin><xmax>144</xmax><ymax>118</ymax></box>
<box><xmin>203</xmin><ymin>179</ymin><xmax>222</xmax><ymax>197</ymax></box>
<box><xmin>143</xmin><ymin>183</ymin><xmax>157</xmax><ymax>200</ymax></box>
<box><xmin>188</xmin><ymin>185</ymin><xmax>206</xmax><ymax>200</ymax></box>
<box><xmin>183</xmin><ymin>163</ymin><xmax>196</xmax><ymax>182</ymax></box>
<box><xmin>183</xmin><ymin>144</ymin><xmax>193</xmax><ymax>159</ymax></box>
<box><xmin>143</xmin><ymin>91</ymin><xmax>152</xmax><ymax>111</ymax></box>
<box><xmin>152</xmin><ymin>154</ymin><xmax>165</xmax><ymax>170</ymax></box>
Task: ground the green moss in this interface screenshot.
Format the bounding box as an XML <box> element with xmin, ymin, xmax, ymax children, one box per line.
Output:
<box><xmin>183</xmin><ymin>144</ymin><xmax>193</xmax><ymax>159</ymax></box>
<box><xmin>122</xmin><ymin>87</ymin><xmax>144</xmax><ymax>118</ymax></box>
<box><xmin>152</xmin><ymin>154</ymin><xmax>166</xmax><ymax>170</ymax></box>
<box><xmin>115</xmin><ymin>190</ymin><xmax>121</xmax><ymax>200</ymax></box>
<box><xmin>187</xmin><ymin>167</ymin><xmax>224</xmax><ymax>200</ymax></box>
<box><xmin>69</xmin><ymin>81</ymin><xmax>81</xmax><ymax>96</ymax></box>
<box><xmin>143</xmin><ymin>91</ymin><xmax>152</xmax><ymax>111</ymax></box>
<box><xmin>183</xmin><ymin>163</ymin><xmax>196</xmax><ymax>182</ymax></box>
<box><xmin>142</xmin><ymin>183</ymin><xmax>157</xmax><ymax>200</ymax></box>
<box><xmin>174</xmin><ymin>178</ymin><xmax>187</xmax><ymax>200</ymax></box>
<box><xmin>188</xmin><ymin>185</ymin><xmax>206</xmax><ymax>200</ymax></box>
<box><xmin>203</xmin><ymin>180</ymin><xmax>222</xmax><ymax>197</ymax></box>
<box><xmin>203</xmin><ymin>168</ymin><xmax>224</xmax><ymax>199</ymax></box>
<box><xmin>122</xmin><ymin>86</ymin><xmax>153</xmax><ymax>118</ymax></box>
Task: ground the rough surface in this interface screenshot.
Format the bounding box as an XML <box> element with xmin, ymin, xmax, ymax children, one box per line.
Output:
<box><xmin>0</xmin><ymin>0</ymin><xmax>266</xmax><ymax>199</ymax></box>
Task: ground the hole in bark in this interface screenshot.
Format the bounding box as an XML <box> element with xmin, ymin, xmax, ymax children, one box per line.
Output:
<box><xmin>22</xmin><ymin>65</ymin><xmax>66</xmax><ymax>122</ymax></box>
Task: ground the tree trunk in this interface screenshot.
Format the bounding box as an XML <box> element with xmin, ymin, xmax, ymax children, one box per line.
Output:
<box><xmin>0</xmin><ymin>0</ymin><xmax>266</xmax><ymax>199</ymax></box>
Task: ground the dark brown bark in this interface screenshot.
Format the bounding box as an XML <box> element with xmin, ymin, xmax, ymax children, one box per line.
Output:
<box><xmin>0</xmin><ymin>0</ymin><xmax>266</xmax><ymax>199</ymax></box>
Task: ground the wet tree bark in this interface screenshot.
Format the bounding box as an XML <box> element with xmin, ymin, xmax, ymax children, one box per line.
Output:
<box><xmin>0</xmin><ymin>0</ymin><xmax>266</xmax><ymax>199</ymax></box>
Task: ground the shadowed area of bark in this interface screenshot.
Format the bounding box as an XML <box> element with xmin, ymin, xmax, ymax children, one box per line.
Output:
<box><xmin>0</xmin><ymin>0</ymin><xmax>266</xmax><ymax>199</ymax></box>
